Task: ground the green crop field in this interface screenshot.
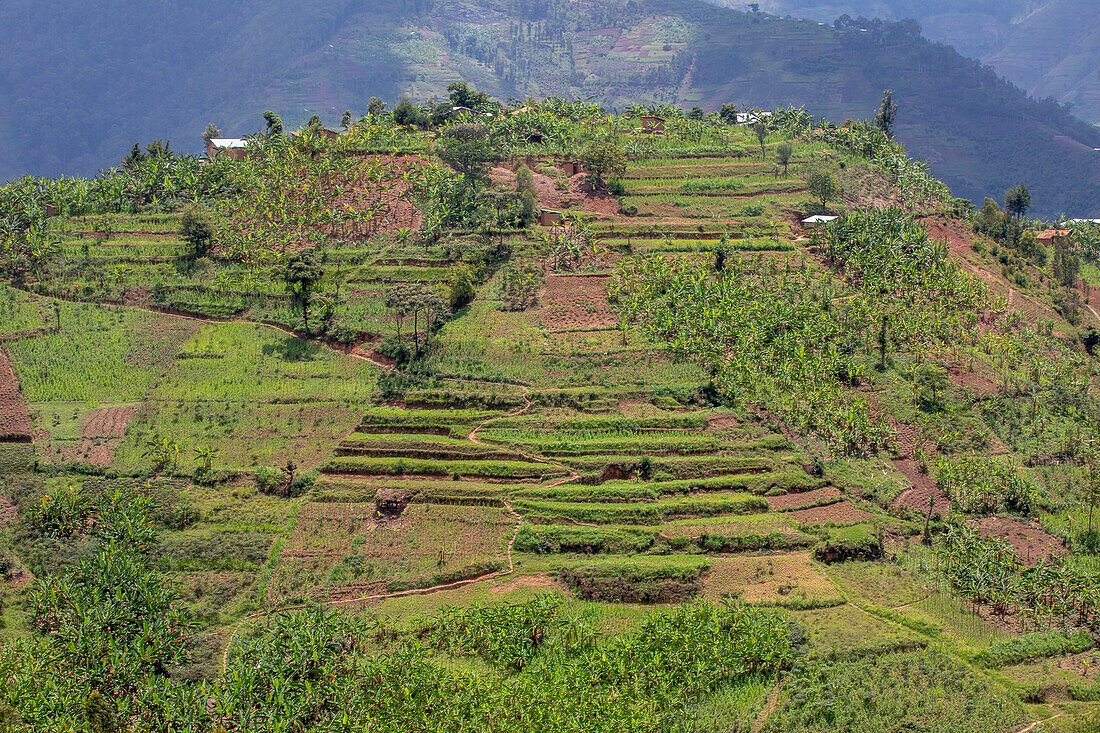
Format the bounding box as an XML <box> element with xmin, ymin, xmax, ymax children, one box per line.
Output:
<box><xmin>0</xmin><ymin>94</ymin><xmax>1098</xmax><ymax>731</ymax></box>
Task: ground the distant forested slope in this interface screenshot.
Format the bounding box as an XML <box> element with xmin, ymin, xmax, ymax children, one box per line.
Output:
<box><xmin>2</xmin><ymin>0</ymin><xmax>1099</xmax><ymax>215</ymax></box>
<box><xmin>711</xmin><ymin>0</ymin><xmax>1100</xmax><ymax>125</ymax></box>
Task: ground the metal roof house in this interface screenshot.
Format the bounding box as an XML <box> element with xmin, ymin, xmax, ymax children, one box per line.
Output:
<box><xmin>205</xmin><ymin>138</ymin><xmax>249</xmax><ymax>160</ymax></box>
<box><xmin>539</xmin><ymin>209</ymin><xmax>564</xmax><ymax>227</ymax></box>
<box><xmin>801</xmin><ymin>215</ymin><xmax>838</xmax><ymax>227</ymax></box>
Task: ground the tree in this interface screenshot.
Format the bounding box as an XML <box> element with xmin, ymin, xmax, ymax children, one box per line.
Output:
<box><xmin>29</xmin><ymin>492</ymin><xmax>190</xmax><ymax>697</ymax></box>
<box><xmin>144</xmin><ymin>139</ymin><xmax>171</xmax><ymax>158</ymax></box>
<box><xmin>580</xmin><ymin>139</ymin><xmax>627</xmax><ymax>191</ymax></box>
<box><xmin>367</xmin><ymin>97</ymin><xmax>387</xmax><ymax>115</ymax></box>
<box><xmin>385</xmin><ymin>283</ymin><xmax>415</xmax><ymax>339</ymax></box>
<box><xmin>1053</xmin><ymin>235</ymin><xmax>1080</xmax><ymax>288</ymax></box>
<box><xmin>687</xmin><ymin>106</ymin><xmax>704</xmax><ymax>121</ymax></box>
<box><xmin>179</xmin><ymin>204</ymin><xmax>216</xmax><ymax>258</ymax></box>
<box><xmin>1086</xmin><ymin>455</ymin><xmax>1100</xmax><ymax>541</ymax></box>
<box><xmin>775</xmin><ymin>142</ymin><xmax>792</xmax><ymax>175</ymax></box>
<box><xmin>122</xmin><ymin>143</ymin><xmax>145</xmax><ymax>169</ymax></box>
<box><xmin>447</xmin><ymin>263</ymin><xmax>477</xmax><ymax>309</ymax></box>
<box><xmin>393</xmin><ymin>96</ymin><xmax>428</xmax><ymax>128</ymax></box>
<box><xmin>193</xmin><ymin>445</ymin><xmax>215</xmax><ymax>483</ymax></box>
<box><xmin>282</xmin><ymin>248</ymin><xmax>323</xmax><ymax>335</ymax></box>
<box><xmin>437</xmin><ymin>123</ymin><xmax>497</xmax><ymax>184</ymax></box>
<box><xmin>807</xmin><ymin>167</ymin><xmax>837</xmax><ymax>211</ymax></box>
<box><xmin>752</xmin><ymin>120</ymin><xmax>768</xmax><ymax>158</ymax></box>
<box><xmin>447</xmin><ymin>82</ymin><xmax>492</xmax><ymax>111</ymax></box>
<box><xmin>913</xmin><ymin>362</ymin><xmax>950</xmax><ymax>407</ymax></box>
<box><xmin>263</xmin><ymin>110</ymin><xmax>284</xmax><ymax>136</ymax></box>
<box><xmin>1005</xmin><ymin>183</ymin><xmax>1032</xmax><ymax>218</ymax></box>
<box><xmin>306</xmin><ymin>114</ymin><xmax>322</xmax><ymax>131</ymax></box>
<box><xmin>719</xmin><ymin>103</ymin><xmax>739</xmax><ymax>125</ymax></box>
<box><xmin>515</xmin><ymin>165</ymin><xmax>538</xmax><ymax>227</ymax></box>
<box><xmin>201</xmin><ymin>123</ymin><xmax>221</xmax><ymax>141</ymax></box>
<box><xmin>341</xmin><ymin>110</ymin><xmax>352</xmax><ymax>129</ymax></box>
<box><xmin>408</xmin><ymin>284</ymin><xmax>445</xmax><ymax>354</ymax></box>
<box><xmin>873</xmin><ymin>89</ymin><xmax>898</xmax><ymax>139</ymax></box>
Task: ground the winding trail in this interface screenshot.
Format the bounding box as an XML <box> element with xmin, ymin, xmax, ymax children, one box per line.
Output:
<box><xmin>1015</xmin><ymin>713</ymin><xmax>1063</xmax><ymax>733</ymax></box>
<box><xmin>466</xmin><ymin>384</ymin><xmax>581</xmax><ymax>488</ymax></box>
<box><xmin>751</xmin><ymin>680</ymin><xmax>784</xmax><ymax>733</ymax></box>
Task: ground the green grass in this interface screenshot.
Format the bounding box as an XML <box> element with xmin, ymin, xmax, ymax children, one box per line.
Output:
<box><xmin>5</xmin><ymin>302</ymin><xmax>197</xmax><ymax>402</ymax></box>
<box><xmin>0</xmin><ymin>286</ymin><xmax>47</xmax><ymax>335</ymax></box>
<box><xmin>148</xmin><ymin>322</ymin><xmax>378</xmax><ymax>403</ymax></box>
<box><xmin>514</xmin><ymin>492</ymin><xmax>768</xmax><ymax>525</ymax></box>
<box><xmin>114</xmin><ymin>401</ymin><xmax>362</xmax><ymax>472</ymax></box>
<box><xmin>324</xmin><ymin>455</ymin><xmax>564</xmax><ymax>480</ymax></box>
<box><xmin>764</xmin><ymin>649</ymin><xmax>1022</xmax><ymax>732</ymax></box>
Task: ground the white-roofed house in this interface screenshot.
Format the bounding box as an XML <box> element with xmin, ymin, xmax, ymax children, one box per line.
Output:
<box><xmin>205</xmin><ymin>138</ymin><xmax>250</xmax><ymax>161</ymax></box>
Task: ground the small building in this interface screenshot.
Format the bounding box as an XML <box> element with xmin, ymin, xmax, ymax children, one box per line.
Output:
<box><xmin>1037</xmin><ymin>229</ymin><xmax>1072</xmax><ymax>247</ymax></box>
<box><xmin>539</xmin><ymin>209</ymin><xmax>564</xmax><ymax>227</ymax></box>
<box><xmin>640</xmin><ymin>115</ymin><xmax>666</xmax><ymax>134</ymax></box>
<box><xmin>801</xmin><ymin>215</ymin><xmax>838</xmax><ymax>227</ymax></box>
<box><xmin>44</xmin><ymin>204</ymin><xmax>58</xmax><ymax>218</ymax></box>
<box><xmin>560</xmin><ymin>161</ymin><xmax>583</xmax><ymax>176</ymax></box>
<box><xmin>205</xmin><ymin>138</ymin><xmax>249</xmax><ymax>160</ymax></box>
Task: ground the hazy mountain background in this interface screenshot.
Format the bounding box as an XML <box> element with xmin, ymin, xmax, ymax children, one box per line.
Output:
<box><xmin>2</xmin><ymin>0</ymin><xmax>1099</xmax><ymax>216</ymax></box>
<box><xmin>708</xmin><ymin>0</ymin><xmax>1100</xmax><ymax>125</ymax></box>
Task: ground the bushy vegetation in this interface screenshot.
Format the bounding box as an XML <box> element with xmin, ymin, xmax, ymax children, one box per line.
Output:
<box><xmin>613</xmin><ymin>209</ymin><xmax>990</xmax><ymax>455</ymax></box>
<box><xmin>5</xmin><ymin>83</ymin><xmax>1100</xmax><ymax>731</ymax></box>
<box><xmin>764</xmin><ymin>649</ymin><xmax>1021</xmax><ymax>732</ymax></box>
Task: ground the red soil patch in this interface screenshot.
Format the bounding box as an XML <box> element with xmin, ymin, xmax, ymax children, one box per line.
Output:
<box><xmin>784</xmin><ymin>501</ymin><xmax>874</xmax><ymax>525</ymax></box>
<box><xmin>0</xmin><ymin>349</ymin><xmax>33</xmax><ymax>442</ymax></box>
<box><xmin>535</xmin><ymin>274</ymin><xmax>616</xmax><ymax>330</ymax></box>
<box><xmin>490</xmin><ymin>573</ymin><xmax>566</xmax><ymax>594</ymax></box>
<box><xmin>50</xmin><ymin>405</ymin><xmax>141</xmax><ymax>467</ymax></box>
<box><xmin>891</xmin><ymin>458</ymin><xmax>949</xmax><ymax>517</ymax></box>
<box><xmin>705</xmin><ymin>414</ymin><xmax>741</xmax><ymax>431</ymax></box>
<box><xmin>767</xmin><ymin>486</ymin><xmax>843</xmax><ymax>511</ymax></box>
<box><xmin>970</xmin><ymin>516</ymin><xmax>1066</xmax><ymax>567</ymax></box>
<box><xmin>82</xmin><ymin>405</ymin><xmax>138</xmax><ymax>438</ymax></box>
<box><xmin>494</xmin><ymin>164</ymin><xmax>624</xmax><ymax>220</ymax></box>
<box><xmin>945</xmin><ymin>363</ymin><xmax>999</xmax><ymax>396</ymax></box>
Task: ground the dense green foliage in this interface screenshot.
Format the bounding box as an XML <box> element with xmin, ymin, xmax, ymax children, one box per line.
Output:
<box><xmin>613</xmin><ymin>209</ymin><xmax>990</xmax><ymax>454</ymax></box>
<box><xmin>763</xmin><ymin>649</ymin><xmax>1021</xmax><ymax>732</ymax></box>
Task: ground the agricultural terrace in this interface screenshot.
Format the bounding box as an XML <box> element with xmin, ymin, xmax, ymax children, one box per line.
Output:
<box><xmin>0</xmin><ymin>97</ymin><xmax>1099</xmax><ymax>730</ymax></box>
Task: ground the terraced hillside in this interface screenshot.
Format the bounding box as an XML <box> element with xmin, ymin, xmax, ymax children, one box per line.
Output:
<box><xmin>4</xmin><ymin>104</ymin><xmax>1100</xmax><ymax>730</ymax></box>
<box><xmin>4</xmin><ymin>0</ymin><xmax>1100</xmax><ymax>216</ymax></box>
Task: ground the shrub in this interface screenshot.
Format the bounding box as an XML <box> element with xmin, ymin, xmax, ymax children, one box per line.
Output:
<box><xmin>254</xmin><ymin>466</ymin><xmax>286</xmax><ymax>494</ymax></box>
<box><xmin>556</xmin><ymin>561</ymin><xmax>710</xmax><ymax>603</ymax></box>
<box><xmin>22</xmin><ymin>486</ymin><xmax>91</xmax><ymax>538</ymax></box>
<box><xmin>179</xmin><ymin>204</ymin><xmax>217</xmax><ymax>258</ymax></box>
<box><xmin>291</xmin><ymin>469</ymin><xmax>319</xmax><ymax>496</ymax></box>
<box><xmin>971</xmin><ymin>629</ymin><xmax>1093</xmax><ymax>668</ymax></box>
<box><xmin>936</xmin><ymin>455</ymin><xmax>1036</xmax><ymax>515</ymax></box>
<box><xmin>814</xmin><ymin>526</ymin><xmax>883</xmax><ymax>563</ymax></box>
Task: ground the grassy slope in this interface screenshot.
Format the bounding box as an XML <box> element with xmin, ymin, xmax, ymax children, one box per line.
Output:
<box><xmin>4</xmin><ymin>124</ymin><xmax>1100</xmax><ymax>728</ymax></box>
